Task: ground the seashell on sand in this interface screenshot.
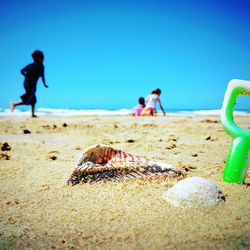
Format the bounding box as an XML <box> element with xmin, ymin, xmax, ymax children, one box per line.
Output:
<box><xmin>162</xmin><ymin>176</ymin><xmax>225</xmax><ymax>208</ymax></box>
<box><xmin>67</xmin><ymin>144</ymin><xmax>181</xmax><ymax>185</ymax></box>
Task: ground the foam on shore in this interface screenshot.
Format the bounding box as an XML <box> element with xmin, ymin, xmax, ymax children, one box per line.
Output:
<box><xmin>0</xmin><ymin>108</ymin><xmax>249</xmax><ymax>117</ymax></box>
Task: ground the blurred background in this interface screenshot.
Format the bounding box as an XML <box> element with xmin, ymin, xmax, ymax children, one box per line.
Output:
<box><xmin>0</xmin><ymin>0</ymin><xmax>249</xmax><ymax>111</ymax></box>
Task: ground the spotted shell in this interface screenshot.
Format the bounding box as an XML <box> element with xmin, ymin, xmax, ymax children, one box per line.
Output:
<box><xmin>68</xmin><ymin>144</ymin><xmax>179</xmax><ymax>185</ymax></box>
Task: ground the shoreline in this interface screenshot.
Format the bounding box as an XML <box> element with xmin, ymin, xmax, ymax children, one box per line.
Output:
<box><xmin>0</xmin><ymin>107</ymin><xmax>250</xmax><ymax>118</ymax></box>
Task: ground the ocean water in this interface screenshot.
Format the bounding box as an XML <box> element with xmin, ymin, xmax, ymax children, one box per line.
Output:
<box><xmin>0</xmin><ymin>108</ymin><xmax>249</xmax><ymax>117</ymax></box>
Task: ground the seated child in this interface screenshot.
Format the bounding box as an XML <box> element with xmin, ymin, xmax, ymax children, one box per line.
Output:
<box><xmin>131</xmin><ymin>97</ymin><xmax>145</xmax><ymax>116</ymax></box>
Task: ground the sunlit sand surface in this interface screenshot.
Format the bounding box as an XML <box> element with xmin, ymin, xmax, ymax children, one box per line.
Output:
<box><xmin>0</xmin><ymin>115</ymin><xmax>249</xmax><ymax>249</ymax></box>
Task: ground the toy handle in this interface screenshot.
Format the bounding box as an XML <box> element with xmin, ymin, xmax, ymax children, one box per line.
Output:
<box><xmin>223</xmin><ymin>137</ymin><xmax>250</xmax><ymax>183</ymax></box>
<box><xmin>221</xmin><ymin>79</ymin><xmax>250</xmax><ymax>184</ymax></box>
<box><xmin>221</xmin><ymin>79</ymin><xmax>250</xmax><ymax>138</ymax></box>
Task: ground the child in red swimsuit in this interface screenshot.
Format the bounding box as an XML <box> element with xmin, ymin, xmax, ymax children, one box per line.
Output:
<box><xmin>141</xmin><ymin>88</ymin><xmax>165</xmax><ymax>116</ymax></box>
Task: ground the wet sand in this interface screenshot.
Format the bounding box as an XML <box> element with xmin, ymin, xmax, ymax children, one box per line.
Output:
<box><xmin>0</xmin><ymin>115</ymin><xmax>249</xmax><ymax>249</ymax></box>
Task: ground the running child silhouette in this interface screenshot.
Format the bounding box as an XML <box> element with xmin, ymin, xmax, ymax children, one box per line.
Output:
<box><xmin>11</xmin><ymin>50</ymin><xmax>48</xmax><ymax>117</ymax></box>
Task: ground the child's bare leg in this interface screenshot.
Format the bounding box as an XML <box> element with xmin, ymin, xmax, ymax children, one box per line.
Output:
<box><xmin>141</xmin><ymin>108</ymin><xmax>150</xmax><ymax>116</ymax></box>
<box><xmin>10</xmin><ymin>101</ymin><xmax>24</xmax><ymax>112</ymax></box>
<box><xmin>10</xmin><ymin>102</ymin><xmax>14</xmax><ymax>112</ymax></box>
<box><xmin>31</xmin><ymin>104</ymin><xmax>37</xmax><ymax>117</ymax></box>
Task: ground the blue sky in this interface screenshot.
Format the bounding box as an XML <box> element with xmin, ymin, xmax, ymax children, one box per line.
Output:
<box><xmin>0</xmin><ymin>0</ymin><xmax>249</xmax><ymax>110</ymax></box>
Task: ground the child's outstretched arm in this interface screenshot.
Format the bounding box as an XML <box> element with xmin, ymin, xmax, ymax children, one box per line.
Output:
<box><xmin>158</xmin><ymin>99</ymin><xmax>165</xmax><ymax>116</ymax></box>
<box><xmin>41</xmin><ymin>71</ymin><xmax>48</xmax><ymax>88</ymax></box>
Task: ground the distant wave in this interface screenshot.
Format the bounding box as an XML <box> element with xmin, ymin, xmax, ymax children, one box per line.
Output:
<box><xmin>0</xmin><ymin>108</ymin><xmax>131</xmax><ymax>117</ymax></box>
<box><xmin>0</xmin><ymin>108</ymin><xmax>249</xmax><ymax>117</ymax></box>
<box><xmin>162</xmin><ymin>109</ymin><xmax>250</xmax><ymax>116</ymax></box>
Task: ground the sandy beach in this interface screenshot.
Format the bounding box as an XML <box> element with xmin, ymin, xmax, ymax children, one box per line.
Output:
<box><xmin>0</xmin><ymin>115</ymin><xmax>249</xmax><ymax>249</ymax></box>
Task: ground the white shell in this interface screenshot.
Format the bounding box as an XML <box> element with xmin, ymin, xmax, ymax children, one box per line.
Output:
<box><xmin>162</xmin><ymin>176</ymin><xmax>225</xmax><ymax>208</ymax></box>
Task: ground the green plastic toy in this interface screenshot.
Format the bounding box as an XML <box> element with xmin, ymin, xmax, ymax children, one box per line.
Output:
<box><xmin>221</xmin><ymin>79</ymin><xmax>250</xmax><ymax>184</ymax></box>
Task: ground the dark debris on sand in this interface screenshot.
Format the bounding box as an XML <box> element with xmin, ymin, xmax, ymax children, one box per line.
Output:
<box><xmin>1</xmin><ymin>142</ymin><xmax>11</xmax><ymax>151</ymax></box>
<box><xmin>23</xmin><ymin>129</ymin><xmax>31</xmax><ymax>134</ymax></box>
<box><xmin>201</xmin><ymin>119</ymin><xmax>219</xmax><ymax>123</ymax></box>
<box><xmin>0</xmin><ymin>153</ymin><xmax>10</xmax><ymax>160</ymax></box>
<box><xmin>127</xmin><ymin>139</ymin><xmax>135</xmax><ymax>143</ymax></box>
